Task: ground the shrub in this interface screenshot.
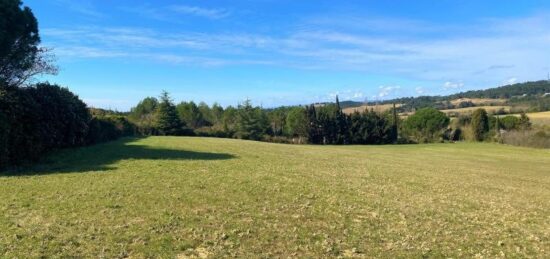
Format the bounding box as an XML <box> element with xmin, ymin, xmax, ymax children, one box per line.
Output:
<box><xmin>499</xmin><ymin>116</ymin><xmax>520</xmax><ymax>131</ymax></box>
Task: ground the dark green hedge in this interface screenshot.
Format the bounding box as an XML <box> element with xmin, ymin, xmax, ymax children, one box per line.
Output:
<box><xmin>0</xmin><ymin>83</ymin><xmax>136</xmax><ymax>169</ymax></box>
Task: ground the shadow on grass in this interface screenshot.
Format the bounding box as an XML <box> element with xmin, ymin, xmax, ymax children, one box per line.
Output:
<box><xmin>1</xmin><ymin>137</ymin><xmax>235</xmax><ymax>176</ymax></box>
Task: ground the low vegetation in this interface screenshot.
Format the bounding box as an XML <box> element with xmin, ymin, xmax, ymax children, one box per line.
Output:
<box><xmin>1</xmin><ymin>137</ymin><xmax>548</xmax><ymax>257</ymax></box>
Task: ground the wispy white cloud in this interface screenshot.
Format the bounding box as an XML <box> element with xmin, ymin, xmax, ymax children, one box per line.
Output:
<box><xmin>378</xmin><ymin>86</ymin><xmax>401</xmax><ymax>98</ymax></box>
<box><xmin>169</xmin><ymin>5</ymin><xmax>230</xmax><ymax>19</ymax></box>
<box><xmin>42</xmin><ymin>12</ymin><xmax>550</xmax><ymax>93</ymax></box>
<box><xmin>327</xmin><ymin>90</ymin><xmax>366</xmax><ymax>101</ymax></box>
<box><xmin>443</xmin><ymin>81</ymin><xmax>464</xmax><ymax>90</ymax></box>
<box><xmin>415</xmin><ymin>87</ymin><xmax>425</xmax><ymax>95</ymax></box>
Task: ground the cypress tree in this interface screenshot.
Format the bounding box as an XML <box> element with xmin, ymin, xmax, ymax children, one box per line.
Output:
<box><xmin>471</xmin><ymin>108</ymin><xmax>489</xmax><ymax>141</ymax></box>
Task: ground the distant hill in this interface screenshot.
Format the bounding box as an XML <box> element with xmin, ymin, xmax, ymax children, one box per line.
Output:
<box><xmin>337</xmin><ymin>80</ymin><xmax>550</xmax><ymax>113</ymax></box>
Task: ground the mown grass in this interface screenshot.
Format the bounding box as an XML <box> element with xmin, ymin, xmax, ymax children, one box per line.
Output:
<box><xmin>1</xmin><ymin>137</ymin><xmax>549</xmax><ymax>258</ymax></box>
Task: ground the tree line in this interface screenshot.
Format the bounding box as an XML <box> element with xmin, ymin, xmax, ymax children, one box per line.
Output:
<box><xmin>127</xmin><ymin>94</ymin><xmax>401</xmax><ymax>145</ymax></box>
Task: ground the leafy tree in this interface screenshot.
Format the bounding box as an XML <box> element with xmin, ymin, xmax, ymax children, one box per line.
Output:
<box><xmin>176</xmin><ymin>101</ymin><xmax>204</xmax><ymax>129</ymax></box>
<box><xmin>285</xmin><ymin>106</ymin><xmax>308</xmax><ymax>142</ymax></box>
<box><xmin>155</xmin><ymin>91</ymin><xmax>184</xmax><ymax>136</ymax></box>
<box><xmin>222</xmin><ymin>106</ymin><xmax>238</xmax><ymax>135</ymax></box>
<box><xmin>268</xmin><ymin>108</ymin><xmax>287</xmax><ymax>136</ymax></box>
<box><xmin>471</xmin><ymin>108</ymin><xmax>489</xmax><ymax>141</ymax></box>
<box><xmin>0</xmin><ymin>0</ymin><xmax>57</xmax><ymax>86</ymax></box>
<box><xmin>197</xmin><ymin>102</ymin><xmax>214</xmax><ymax>126</ymax></box>
<box><xmin>211</xmin><ymin>103</ymin><xmax>224</xmax><ymax>126</ymax></box>
<box><xmin>129</xmin><ymin>97</ymin><xmax>158</xmax><ymax>135</ymax></box>
<box><xmin>403</xmin><ymin>107</ymin><xmax>449</xmax><ymax>143</ymax></box>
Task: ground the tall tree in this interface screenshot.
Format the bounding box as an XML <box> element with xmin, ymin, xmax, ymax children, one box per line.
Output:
<box><xmin>236</xmin><ymin>100</ymin><xmax>268</xmax><ymax>140</ymax></box>
<box><xmin>471</xmin><ymin>108</ymin><xmax>489</xmax><ymax>141</ymax></box>
<box><xmin>0</xmin><ymin>0</ymin><xmax>57</xmax><ymax>86</ymax></box>
<box><xmin>155</xmin><ymin>91</ymin><xmax>184</xmax><ymax>136</ymax></box>
<box><xmin>306</xmin><ymin>104</ymin><xmax>321</xmax><ymax>144</ymax></box>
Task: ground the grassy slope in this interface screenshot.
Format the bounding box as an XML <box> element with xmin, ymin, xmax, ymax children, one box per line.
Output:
<box><xmin>0</xmin><ymin>137</ymin><xmax>549</xmax><ymax>258</ymax></box>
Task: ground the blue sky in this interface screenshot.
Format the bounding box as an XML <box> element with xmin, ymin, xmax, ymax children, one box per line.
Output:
<box><xmin>26</xmin><ymin>0</ymin><xmax>550</xmax><ymax>110</ymax></box>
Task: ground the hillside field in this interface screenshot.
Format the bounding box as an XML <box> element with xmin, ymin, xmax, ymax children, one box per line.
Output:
<box><xmin>1</xmin><ymin>137</ymin><xmax>549</xmax><ymax>258</ymax></box>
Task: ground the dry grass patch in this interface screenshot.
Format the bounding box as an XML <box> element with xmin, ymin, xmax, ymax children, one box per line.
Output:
<box><xmin>441</xmin><ymin>106</ymin><xmax>510</xmax><ymax>116</ymax></box>
<box><xmin>343</xmin><ymin>104</ymin><xmax>401</xmax><ymax>114</ymax></box>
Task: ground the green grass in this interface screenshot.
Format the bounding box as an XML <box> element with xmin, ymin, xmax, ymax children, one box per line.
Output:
<box><xmin>1</xmin><ymin>137</ymin><xmax>549</xmax><ymax>258</ymax></box>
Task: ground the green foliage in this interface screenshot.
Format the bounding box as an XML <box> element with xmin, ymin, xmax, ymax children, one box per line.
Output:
<box><xmin>155</xmin><ymin>91</ymin><xmax>186</xmax><ymax>136</ymax></box>
<box><xmin>0</xmin><ymin>0</ymin><xmax>39</xmax><ymax>84</ymax></box>
<box><xmin>87</xmin><ymin>116</ymin><xmax>135</xmax><ymax>144</ymax></box>
<box><xmin>176</xmin><ymin>101</ymin><xmax>205</xmax><ymax>129</ymax></box>
<box><xmin>471</xmin><ymin>108</ymin><xmax>489</xmax><ymax>141</ymax></box>
<box><xmin>0</xmin><ymin>83</ymin><xmax>118</xmax><ymax>168</ymax></box>
<box><xmin>349</xmin><ymin>111</ymin><xmax>393</xmax><ymax>144</ymax></box>
<box><xmin>128</xmin><ymin>97</ymin><xmax>158</xmax><ymax>135</ymax></box>
<box><xmin>285</xmin><ymin>107</ymin><xmax>308</xmax><ymax>140</ymax></box>
<box><xmin>235</xmin><ymin>100</ymin><xmax>268</xmax><ymax>140</ymax></box>
<box><xmin>518</xmin><ymin>112</ymin><xmax>532</xmax><ymax>130</ymax></box>
<box><xmin>499</xmin><ymin>116</ymin><xmax>520</xmax><ymax>131</ymax></box>
<box><xmin>403</xmin><ymin>107</ymin><xmax>450</xmax><ymax>143</ymax></box>
<box><xmin>27</xmin><ymin>83</ymin><xmax>90</xmax><ymax>149</ymax></box>
<box><xmin>0</xmin><ymin>0</ymin><xmax>56</xmax><ymax>86</ymax></box>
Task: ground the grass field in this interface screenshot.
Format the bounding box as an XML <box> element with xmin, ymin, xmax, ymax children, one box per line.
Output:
<box><xmin>1</xmin><ymin>137</ymin><xmax>549</xmax><ymax>258</ymax></box>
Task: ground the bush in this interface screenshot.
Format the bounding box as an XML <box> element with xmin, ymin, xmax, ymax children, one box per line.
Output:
<box><xmin>499</xmin><ymin>116</ymin><xmax>520</xmax><ymax>131</ymax></box>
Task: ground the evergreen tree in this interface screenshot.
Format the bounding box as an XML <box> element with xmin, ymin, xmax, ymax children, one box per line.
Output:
<box><xmin>306</xmin><ymin>105</ymin><xmax>321</xmax><ymax>144</ymax></box>
<box><xmin>471</xmin><ymin>108</ymin><xmax>489</xmax><ymax>141</ymax></box>
<box><xmin>155</xmin><ymin>91</ymin><xmax>184</xmax><ymax>136</ymax></box>
<box><xmin>0</xmin><ymin>0</ymin><xmax>57</xmax><ymax>86</ymax></box>
<box><xmin>236</xmin><ymin>100</ymin><xmax>268</xmax><ymax>140</ymax></box>
<box><xmin>334</xmin><ymin>96</ymin><xmax>351</xmax><ymax>144</ymax></box>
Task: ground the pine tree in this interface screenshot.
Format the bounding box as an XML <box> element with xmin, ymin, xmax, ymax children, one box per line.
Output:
<box><xmin>306</xmin><ymin>105</ymin><xmax>320</xmax><ymax>144</ymax></box>
<box><xmin>236</xmin><ymin>100</ymin><xmax>267</xmax><ymax>140</ymax></box>
<box><xmin>155</xmin><ymin>91</ymin><xmax>184</xmax><ymax>136</ymax></box>
<box><xmin>334</xmin><ymin>96</ymin><xmax>350</xmax><ymax>144</ymax></box>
